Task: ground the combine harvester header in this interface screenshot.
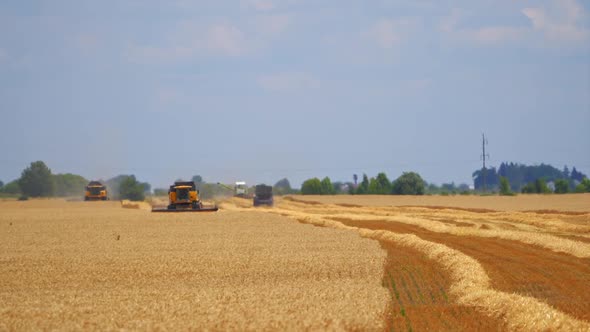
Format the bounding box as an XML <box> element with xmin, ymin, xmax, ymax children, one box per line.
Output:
<box><xmin>152</xmin><ymin>181</ymin><xmax>218</xmax><ymax>212</ymax></box>
<box><xmin>84</xmin><ymin>181</ymin><xmax>108</xmax><ymax>201</ymax></box>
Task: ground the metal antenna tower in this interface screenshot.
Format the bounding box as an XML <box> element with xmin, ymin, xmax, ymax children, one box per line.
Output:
<box><xmin>481</xmin><ymin>133</ymin><xmax>490</xmax><ymax>192</ymax></box>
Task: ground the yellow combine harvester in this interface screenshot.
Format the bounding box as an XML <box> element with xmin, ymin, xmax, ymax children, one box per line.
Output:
<box><xmin>152</xmin><ymin>181</ymin><xmax>218</xmax><ymax>212</ymax></box>
<box><xmin>84</xmin><ymin>181</ymin><xmax>108</xmax><ymax>201</ymax></box>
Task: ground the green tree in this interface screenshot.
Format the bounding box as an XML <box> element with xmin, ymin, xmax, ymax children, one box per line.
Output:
<box><xmin>192</xmin><ymin>175</ymin><xmax>203</xmax><ymax>184</ymax></box>
<box><xmin>348</xmin><ymin>183</ymin><xmax>356</xmax><ymax>195</ymax></box>
<box><xmin>535</xmin><ymin>179</ymin><xmax>551</xmax><ymax>194</ymax></box>
<box><xmin>489</xmin><ymin>162</ymin><xmax>586</xmax><ymax>192</ymax></box>
<box><xmin>368</xmin><ymin>177</ymin><xmax>378</xmax><ymax>194</ymax></box>
<box><xmin>301</xmin><ymin>178</ymin><xmax>322</xmax><ymax>195</ymax></box>
<box><xmin>332</xmin><ymin>181</ymin><xmax>343</xmax><ymax>194</ymax></box>
<box><xmin>392</xmin><ymin>172</ymin><xmax>425</xmax><ymax>195</ymax></box>
<box><xmin>368</xmin><ymin>172</ymin><xmax>391</xmax><ymax>194</ymax></box>
<box><xmin>118</xmin><ymin>175</ymin><xmax>146</xmax><ymax>201</ymax></box>
<box><xmin>18</xmin><ymin>161</ymin><xmax>55</xmax><ymax>197</ymax></box>
<box><xmin>53</xmin><ymin>173</ymin><xmax>88</xmax><ymax>196</ymax></box>
<box><xmin>575</xmin><ymin>178</ymin><xmax>590</xmax><ymax>193</ymax></box>
<box><xmin>499</xmin><ymin>176</ymin><xmax>512</xmax><ymax>196</ymax></box>
<box><xmin>198</xmin><ymin>183</ymin><xmax>228</xmax><ymax>200</ymax></box>
<box><xmin>320</xmin><ymin>177</ymin><xmax>335</xmax><ymax>195</ymax></box>
<box><xmin>274</xmin><ymin>178</ymin><xmax>292</xmax><ymax>195</ymax></box>
<box><xmin>522</xmin><ymin>179</ymin><xmax>551</xmax><ymax>194</ymax></box>
<box><xmin>0</xmin><ymin>180</ymin><xmax>20</xmax><ymax>194</ymax></box>
<box><xmin>554</xmin><ymin>179</ymin><xmax>569</xmax><ymax>194</ymax></box>
<box><xmin>425</xmin><ymin>182</ymin><xmax>441</xmax><ymax>195</ymax></box>
<box><xmin>521</xmin><ymin>183</ymin><xmax>535</xmax><ymax>193</ymax></box>
<box><xmin>356</xmin><ymin>174</ymin><xmax>370</xmax><ymax>195</ymax></box>
<box><xmin>0</xmin><ymin>180</ymin><xmax>4</xmax><ymax>188</ymax></box>
<box><xmin>472</xmin><ymin>167</ymin><xmax>500</xmax><ymax>191</ymax></box>
<box><xmin>153</xmin><ymin>188</ymin><xmax>168</xmax><ymax>196</ymax></box>
<box><xmin>107</xmin><ymin>175</ymin><xmax>150</xmax><ymax>199</ymax></box>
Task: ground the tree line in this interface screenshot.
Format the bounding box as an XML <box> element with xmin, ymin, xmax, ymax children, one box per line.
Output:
<box><xmin>3</xmin><ymin>161</ymin><xmax>589</xmax><ymax>200</ymax></box>
<box><xmin>0</xmin><ymin>161</ymin><xmax>150</xmax><ymax>200</ymax></box>
<box><xmin>473</xmin><ymin>162</ymin><xmax>589</xmax><ymax>194</ymax></box>
<box><xmin>300</xmin><ymin>172</ymin><xmax>427</xmax><ymax>195</ymax></box>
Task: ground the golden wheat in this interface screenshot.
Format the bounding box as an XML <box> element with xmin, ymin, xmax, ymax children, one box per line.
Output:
<box><xmin>0</xmin><ymin>200</ymin><xmax>388</xmax><ymax>331</ymax></box>
<box><xmin>120</xmin><ymin>199</ymin><xmax>152</xmax><ymax>210</ymax></box>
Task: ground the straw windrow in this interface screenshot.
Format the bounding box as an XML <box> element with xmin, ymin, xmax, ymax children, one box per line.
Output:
<box><xmin>249</xmin><ymin>204</ymin><xmax>590</xmax><ymax>331</ymax></box>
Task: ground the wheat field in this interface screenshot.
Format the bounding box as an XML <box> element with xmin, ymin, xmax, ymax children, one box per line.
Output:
<box><xmin>1</xmin><ymin>195</ymin><xmax>589</xmax><ymax>331</ymax></box>
<box><xmin>0</xmin><ymin>200</ymin><xmax>387</xmax><ymax>331</ymax></box>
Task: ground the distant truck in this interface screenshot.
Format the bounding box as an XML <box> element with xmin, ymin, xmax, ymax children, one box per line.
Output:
<box><xmin>84</xmin><ymin>181</ymin><xmax>108</xmax><ymax>201</ymax></box>
<box><xmin>253</xmin><ymin>184</ymin><xmax>273</xmax><ymax>207</ymax></box>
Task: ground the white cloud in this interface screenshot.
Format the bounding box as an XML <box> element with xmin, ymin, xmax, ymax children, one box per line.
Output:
<box><xmin>172</xmin><ymin>20</ymin><xmax>249</xmax><ymax>57</ymax></box>
<box><xmin>241</xmin><ymin>0</ymin><xmax>275</xmax><ymax>11</ymax></box>
<box><xmin>125</xmin><ymin>12</ymin><xmax>292</xmax><ymax>64</ymax></box>
<box><xmin>439</xmin><ymin>8</ymin><xmax>526</xmax><ymax>45</ymax></box>
<box><xmin>370</xmin><ymin>20</ymin><xmax>400</xmax><ymax>49</ymax></box>
<box><xmin>439</xmin><ymin>8</ymin><xmax>464</xmax><ymax>33</ymax></box>
<box><xmin>204</xmin><ymin>23</ymin><xmax>248</xmax><ymax>56</ymax></box>
<box><xmin>316</xmin><ymin>18</ymin><xmax>418</xmax><ymax>66</ymax></box>
<box><xmin>405</xmin><ymin>78</ymin><xmax>432</xmax><ymax>91</ymax></box>
<box><xmin>124</xmin><ymin>44</ymin><xmax>189</xmax><ymax>64</ymax></box>
<box><xmin>465</xmin><ymin>26</ymin><xmax>527</xmax><ymax>44</ymax></box>
<box><xmin>523</xmin><ymin>0</ymin><xmax>589</xmax><ymax>42</ymax></box>
<box><xmin>253</xmin><ymin>14</ymin><xmax>291</xmax><ymax>37</ymax></box>
<box><xmin>257</xmin><ymin>72</ymin><xmax>319</xmax><ymax>92</ymax></box>
<box><xmin>125</xmin><ymin>21</ymin><xmax>248</xmax><ymax>63</ymax></box>
<box><xmin>156</xmin><ymin>88</ymin><xmax>183</xmax><ymax>105</ymax></box>
<box><xmin>440</xmin><ymin>0</ymin><xmax>589</xmax><ymax>47</ymax></box>
<box><xmin>367</xmin><ymin>19</ymin><xmax>417</xmax><ymax>49</ymax></box>
<box><xmin>75</xmin><ymin>33</ymin><xmax>100</xmax><ymax>55</ymax></box>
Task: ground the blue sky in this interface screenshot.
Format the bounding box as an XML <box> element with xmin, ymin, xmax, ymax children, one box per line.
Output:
<box><xmin>1</xmin><ymin>0</ymin><xmax>589</xmax><ymax>189</ymax></box>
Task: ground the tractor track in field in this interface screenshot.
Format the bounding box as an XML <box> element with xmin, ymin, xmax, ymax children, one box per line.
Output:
<box><xmin>335</xmin><ymin>218</ymin><xmax>590</xmax><ymax>322</ymax></box>
<box><xmin>221</xmin><ymin>197</ymin><xmax>590</xmax><ymax>330</ymax></box>
<box><xmin>265</xmin><ymin>197</ymin><xmax>590</xmax><ymax>331</ymax></box>
<box><xmin>378</xmin><ymin>239</ymin><xmax>504</xmax><ymax>331</ymax></box>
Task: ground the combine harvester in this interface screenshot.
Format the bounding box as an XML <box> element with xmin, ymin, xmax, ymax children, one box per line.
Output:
<box><xmin>84</xmin><ymin>181</ymin><xmax>108</xmax><ymax>201</ymax></box>
<box><xmin>152</xmin><ymin>181</ymin><xmax>218</xmax><ymax>213</ymax></box>
<box><xmin>217</xmin><ymin>181</ymin><xmax>252</xmax><ymax>198</ymax></box>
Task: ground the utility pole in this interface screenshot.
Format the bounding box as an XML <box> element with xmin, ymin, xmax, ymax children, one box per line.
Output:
<box><xmin>481</xmin><ymin>133</ymin><xmax>489</xmax><ymax>192</ymax></box>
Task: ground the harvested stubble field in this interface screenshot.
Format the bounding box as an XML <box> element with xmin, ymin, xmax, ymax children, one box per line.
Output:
<box><xmin>223</xmin><ymin>194</ymin><xmax>590</xmax><ymax>331</ymax></box>
<box><xmin>293</xmin><ymin>193</ymin><xmax>590</xmax><ymax>212</ymax></box>
<box><xmin>2</xmin><ymin>194</ymin><xmax>590</xmax><ymax>331</ymax></box>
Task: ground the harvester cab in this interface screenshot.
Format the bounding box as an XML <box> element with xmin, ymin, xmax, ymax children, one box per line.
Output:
<box><xmin>84</xmin><ymin>181</ymin><xmax>108</xmax><ymax>201</ymax></box>
<box><xmin>216</xmin><ymin>181</ymin><xmax>250</xmax><ymax>198</ymax></box>
<box><xmin>234</xmin><ymin>181</ymin><xmax>247</xmax><ymax>197</ymax></box>
<box><xmin>152</xmin><ymin>181</ymin><xmax>218</xmax><ymax>212</ymax></box>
